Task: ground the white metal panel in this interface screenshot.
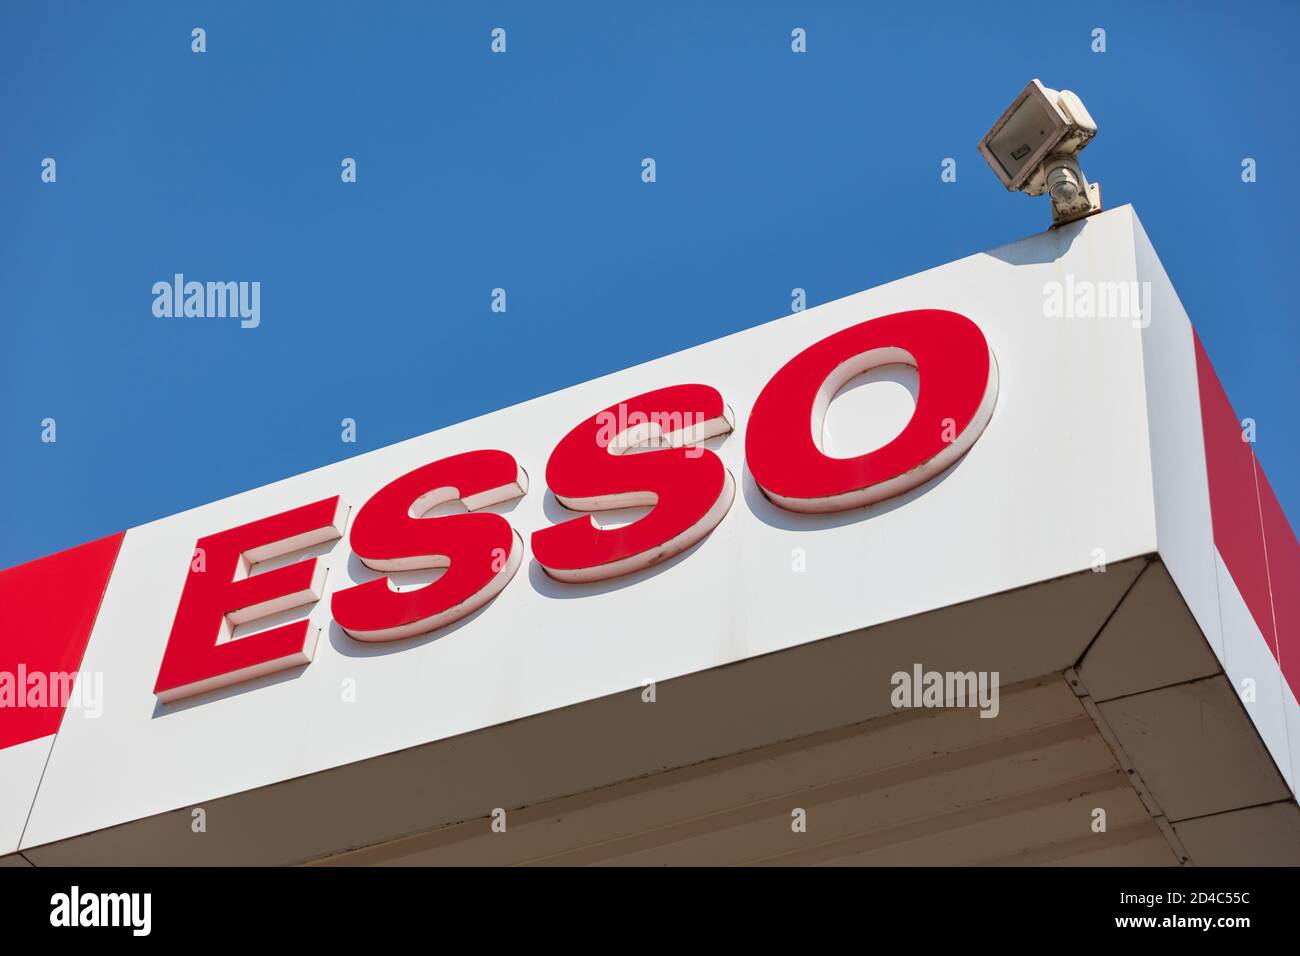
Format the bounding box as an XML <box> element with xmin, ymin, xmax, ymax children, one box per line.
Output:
<box><xmin>1215</xmin><ymin>552</ymin><xmax>1295</xmax><ymax>789</ymax></box>
<box><xmin>1286</xmin><ymin>680</ymin><xmax>1300</xmax><ymax>807</ymax></box>
<box><xmin>1077</xmin><ymin>561</ymin><xmax>1220</xmax><ymax>703</ymax></box>
<box><xmin>21</xmin><ymin>561</ymin><xmax>1147</xmax><ymax>865</ymax></box>
<box><xmin>0</xmin><ymin>736</ymin><xmax>51</xmax><ymax>856</ymax></box>
<box><xmin>1174</xmin><ymin>802</ymin><xmax>1300</xmax><ymax>866</ymax></box>
<box><xmin>310</xmin><ymin>678</ymin><xmax>1173</xmax><ymax>867</ymax></box>
<box><xmin>1131</xmin><ymin>214</ymin><xmax>1226</xmax><ymax>665</ymax></box>
<box><xmin>21</xmin><ymin>207</ymin><xmax>1161</xmax><ymax>850</ymax></box>
<box><xmin>1099</xmin><ymin>672</ymin><xmax>1289</xmax><ymax>822</ymax></box>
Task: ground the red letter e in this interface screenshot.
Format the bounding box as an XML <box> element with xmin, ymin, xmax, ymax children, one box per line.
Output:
<box><xmin>153</xmin><ymin>497</ymin><xmax>348</xmax><ymax>702</ymax></box>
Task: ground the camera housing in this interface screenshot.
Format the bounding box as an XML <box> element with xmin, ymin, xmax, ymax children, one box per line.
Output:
<box><xmin>978</xmin><ymin>80</ymin><xmax>1102</xmax><ymax>226</ymax></box>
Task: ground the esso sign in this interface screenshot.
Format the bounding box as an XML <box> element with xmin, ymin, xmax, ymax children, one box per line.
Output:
<box><xmin>153</xmin><ymin>309</ymin><xmax>998</xmax><ymax>702</ymax></box>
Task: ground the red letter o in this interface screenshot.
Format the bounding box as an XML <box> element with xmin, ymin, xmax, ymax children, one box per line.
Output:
<box><xmin>745</xmin><ymin>309</ymin><xmax>998</xmax><ymax>513</ymax></box>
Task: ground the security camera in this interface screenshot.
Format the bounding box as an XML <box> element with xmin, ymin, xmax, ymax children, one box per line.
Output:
<box><xmin>978</xmin><ymin>79</ymin><xmax>1102</xmax><ymax>227</ymax></box>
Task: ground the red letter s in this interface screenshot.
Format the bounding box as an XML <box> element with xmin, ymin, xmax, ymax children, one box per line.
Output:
<box><xmin>531</xmin><ymin>384</ymin><xmax>734</xmax><ymax>583</ymax></box>
<box><xmin>331</xmin><ymin>450</ymin><xmax>527</xmax><ymax>642</ymax></box>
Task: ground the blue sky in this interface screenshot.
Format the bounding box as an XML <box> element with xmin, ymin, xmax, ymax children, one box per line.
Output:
<box><xmin>2</xmin><ymin>0</ymin><xmax>1296</xmax><ymax>568</ymax></box>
